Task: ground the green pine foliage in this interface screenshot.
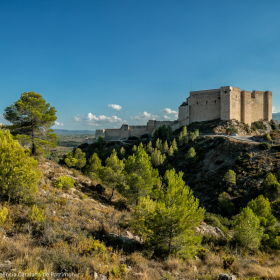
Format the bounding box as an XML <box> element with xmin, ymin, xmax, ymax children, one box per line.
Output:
<box><xmin>171</xmin><ymin>138</ymin><xmax>178</xmax><ymax>152</ymax></box>
<box><xmin>54</xmin><ymin>176</ymin><xmax>75</xmax><ymax>189</ymax></box>
<box><xmin>64</xmin><ymin>148</ymin><xmax>86</xmax><ymax>171</ymax></box>
<box><xmin>0</xmin><ymin>129</ymin><xmax>41</xmax><ymax>203</ymax></box>
<box><xmin>217</xmin><ymin>192</ymin><xmax>235</xmax><ymax>215</ymax></box>
<box><xmin>0</xmin><ymin>207</ymin><xmax>8</xmax><ymax>226</ymax></box>
<box><xmin>99</xmin><ymin>149</ymin><xmax>125</xmax><ymax>201</ymax></box>
<box><xmin>168</xmin><ymin>145</ymin><xmax>174</xmax><ymax>156</ymax></box>
<box><xmin>4</xmin><ymin>92</ymin><xmax>57</xmax><ymax>155</ymax></box>
<box><xmin>247</xmin><ymin>195</ymin><xmax>279</xmax><ymax>248</ymax></box>
<box><xmin>185</xmin><ymin>147</ymin><xmax>197</xmax><ymax>164</ymax></box>
<box><xmin>223</xmin><ymin>170</ymin><xmax>236</xmax><ymax>186</ymax></box>
<box><xmin>84</xmin><ymin>153</ymin><xmax>102</xmax><ymax>180</ymax></box>
<box><xmin>163</xmin><ymin>140</ymin><xmax>169</xmax><ymax>154</ymax></box>
<box><xmin>125</xmin><ymin>147</ymin><xmax>161</xmax><ymax>204</ymax></box>
<box><xmin>234</xmin><ymin>207</ymin><xmax>264</xmax><ymax>250</ymax></box>
<box><xmin>262</xmin><ymin>173</ymin><xmax>280</xmax><ymax>201</ymax></box>
<box><xmin>29</xmin><ymin>205</ymin><xmax>45</xmax><ymax>223</ymax></box>
<box><xmin>132</xmin><ymin>169</ymin><xmax>205</xmax><ymax>258</ymax></box>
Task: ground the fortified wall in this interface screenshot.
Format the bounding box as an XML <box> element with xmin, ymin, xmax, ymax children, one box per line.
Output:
<box><xmin>95</xmin><ymin>120</ymin><xmax>180</xmax><ymax>140</ymax></box>
<box><xmin>178</xmin><ymin>86</ymin><xmax>272</xmax><ymax>126</ymax></box>
<box><xmin>95</xmin><ymin>86</ymin><xmax>272</xmax><ymax>141</ymax></box>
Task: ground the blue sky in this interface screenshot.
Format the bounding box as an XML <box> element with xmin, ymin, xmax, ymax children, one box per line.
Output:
<box><xmin>0</xmin><ymin>0</ymin><xmax>280</xmax><ymax>130</ymax></box>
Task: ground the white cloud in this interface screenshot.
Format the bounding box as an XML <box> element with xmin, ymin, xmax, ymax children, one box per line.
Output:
<box><xmin>74</xmin><ymin>113</ymin><xmax>127</xmax><ymax>126</ymax></box>
<box><xmin>131</xmin><ymin>111</ymin><xmax>159</xmax><ymax>120</ymax></box>
<box><xmin>74</xmin><ymin>116</ymin><xmax>81</xmax><ymax>122</ymax></box>
<box><xmin>108</xmin><ymin>104</ymin><xmax>122</xmax><ymax>110</ymax></box>
<box><xmin>163</xmin><ymin>115</ymin><xmax>171</xmax><ymax>119</ymax></box>
<box><xmin>55</xmin><ymin>121</ymin><xmax>63</xmax><ymax>126</ymax></box>
<box><xmin>273</xmin><ymin>106</ymin><xmax>278</xmax><ymax>113</ymax></box>
<box><xmin>160</xmin><ymin>108</ymin><xmax>178</xmax><ymax>117</ymax></box>
<box><xmin>0</xmin><ymin>114</ymin><xmax>3</xmax><ymax>119</ymax></box>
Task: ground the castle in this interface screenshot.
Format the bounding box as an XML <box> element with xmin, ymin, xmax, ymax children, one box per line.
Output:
<box><xmin>95</xmin><ymin>86</ymin><xmax>272</xmax><ymax>140</ymax></box>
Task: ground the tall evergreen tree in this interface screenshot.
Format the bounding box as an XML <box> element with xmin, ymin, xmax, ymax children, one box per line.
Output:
<box><xmin>125</xmin><ymin>147</ymin><xmax>161</xmax><ymax>204</ymax></box>
<box><xmin>234</xmin><ymin>207</ymin><xmax>264</xmax><ymax>250</ymax></box>
<box><xmin>171</xmin><ymin>138</ymin><xmax>178</xmax><ymax>152</ymax></box>
<box><xmin>99</xmin><ymin>150</ymin><xmax>125</xmax><ymax>201</ymax></box>
<box><xmin>4</xmin><ymin>92</ymin><xmax>57</xmax><ymax>155</ymax></box>
<box><xmin>132</xmin><ymin>169</ymin><xmax>205</xmax><ymax>258</ymax></box>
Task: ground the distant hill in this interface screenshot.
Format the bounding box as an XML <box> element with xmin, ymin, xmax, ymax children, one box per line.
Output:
<box><xmin>273</xmin><ymin>113</ymin><xmax>280</xmax><ymax>122</ymax></box>
<box><xmin>53</xmin><ymin>129</ymin><xmax>95</xmax><ymax>135</ymax></box>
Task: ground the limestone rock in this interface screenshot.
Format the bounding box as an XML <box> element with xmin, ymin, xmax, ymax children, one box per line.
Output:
<box><xmin>195</xmin><ymin>222</ymin><xmax>226</xmax><ymax>238</ymax></box>
<box><xmin>218</xmin><ymin>274</ymin><xmax>236</xmax><ymax>280</ymax></box>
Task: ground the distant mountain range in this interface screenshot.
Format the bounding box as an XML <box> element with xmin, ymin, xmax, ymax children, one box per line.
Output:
<box><xmin>273</xmin><ymin>113</ymin><xmax>280</xmax><ymax>123</ymax></box>
<box><xmin>53</xmin><ymin>129</ymin><xmax>95</xmax><ymax>135</ymax></box>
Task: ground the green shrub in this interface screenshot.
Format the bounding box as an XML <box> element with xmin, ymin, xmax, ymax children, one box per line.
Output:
<box><xmin>259</xmin><ymin>142</ymin><xmax>271</xmax><ymax>150</ymax></box>
<box><xmin>111</xmin><ymin>267</ymin><xmax>120</xmax><ymax>277</ymax></box>
<box><xmin>29</xmin><ymin>205</ymin><xmax>45</xmax><ymax>223</ymax></box>
<box><xmin>0</xmin><ymin>129</ymin><xmax>41</xmax><ymax>203</ymax></box>
<box><xmin>119</xmin><ymin>264</ymin><xmax>127</xmax><ymax>276</ymax></box>
<box><xmin>222</xmin><ymin>255</ymin><xmax>236</xmax><ymax>269</ymax></box>
<box><xmin>270</xmin><ymin>122</ymin><xmax>277</xmax><ymax>130</ymax></box>
<box><xmin>54</xmin><ymin>176</ymin><xmax>75</xmax><ymax>189</ymax></box>
<box><xmin>266</xmin><ymin>134</ymin><xmax>272</xmax><ymax>141</ymax></box>
<box><xmin>226</xmin><ymin>126</ymin><xmax>238</xmax><ymax>134</ymax></box>
<box><xmin>0</xmin><ymin>207</ymin><xmax>8</xmax><ymax>226</ymax></box>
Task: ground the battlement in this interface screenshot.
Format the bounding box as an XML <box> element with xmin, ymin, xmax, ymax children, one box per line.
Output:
<box><xmin>178</xmin><ymin>86</ymin><xmax>272</xmax><ymax>126</ymax></box>
<box><xmin>95</xmin><ymin>86</ymin><xmax>272</xmax><ymax>141</ymax></box>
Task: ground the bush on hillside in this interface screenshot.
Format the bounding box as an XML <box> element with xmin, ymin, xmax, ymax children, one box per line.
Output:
<box><xmin>226</xmin><ymin>126</ymin><xmax>238</xmax><ymax>134</ymax></box>
<box><xmin>54</xmin><ymin>176</ymin><xmax>75</xmax><ymax>189</ymax></box>
<box><xmin>259</xmin><ymin>142</ymin><xmax>271</xmax><ymax>150</ymax></box>
<box><xmin>0</xmin><ymin>129</ymin><xmax>41</xmax><ymax>203</ymax></box>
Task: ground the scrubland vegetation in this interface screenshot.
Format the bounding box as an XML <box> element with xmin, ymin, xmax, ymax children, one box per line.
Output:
<box><xmin>2</xmin><ymin>93</ymin><xmax>280</xmax><ymax>279</ymax></box>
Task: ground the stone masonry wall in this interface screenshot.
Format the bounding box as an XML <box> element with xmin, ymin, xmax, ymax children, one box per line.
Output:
<box><xmin>94</xmin><ymin>86</ymin><xmax>272</xmax><ymax>141</ymax></box>
<box><xmin>187</xmin><ymin>89</ymin><xmax>221</xmax><ymax>123</ymax></box>
<box><xmin>229</xmin><ymin>87</ymin><xmax>242</xmax><ymax>121</ymax></box>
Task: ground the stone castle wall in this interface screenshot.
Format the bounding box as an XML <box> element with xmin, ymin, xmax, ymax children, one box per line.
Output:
<box><xmin>179</xmin><ymin>86</ymin><xmax>272</xmax><ymax>126</ymax></box>
<box><xmin>95</xmin><ymin>86</ymin><xmax>272</xmax><ymax>141</ymax></box>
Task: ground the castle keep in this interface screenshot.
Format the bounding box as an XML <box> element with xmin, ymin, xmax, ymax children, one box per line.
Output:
<box><xmin>95</xmin><ymin>86</ymin><xmax>272</xmax><ymax>140</ymax></box>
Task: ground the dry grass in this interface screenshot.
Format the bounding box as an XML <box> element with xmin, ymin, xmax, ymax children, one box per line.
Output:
<box><xmin>0</xmin><ymin>157</ymin><xmax>280</xmax><ymax>279</ymax></box>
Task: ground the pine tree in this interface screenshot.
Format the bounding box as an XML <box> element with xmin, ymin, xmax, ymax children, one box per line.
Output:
<box><xmin>99</xmin><ymin>150</ymin><xmax>125</xmax><ymax>201</ymax></box>
<box><xmin>64</xmin><ymin>148</ymin><xmax>86</xmax><ymax>171</ymax></box>
<box><xmin>262</xmin><ymin>173</ymin><xmax>280</xmax><ymax>201</ymax></box>
<box><xmin>156</xmin><ymin>138</ymin><xmax>162</xmax><ymax>152</ymax></box>
<box><xmin>132</xmin><ymin>169</ymin><xmax>205</xmax><ymax>258</ymax></box>
<box><xmin>125</xmin><ymin>147</ymin><xmax>161</xmax><ymax>204</ymax></box>
<box><xmin>234</xmin><ymin>207</ymin><xmax>264</xmax><ymax>250</ymax></box>
<box><xmin>223</xmin><ymin>170</ymin><xmax>236</xmax><ymax>186</ymax></box>
<box><xmin>163</xmin><ymin>140</ymin><xmax>169</xmax><ymax>154</ymax></box>
<box><xmin>132</xmin><ymin>145</ymin><xmax>137</xmax><ymax>154</ymax></box>
<box><xmin>171</xmin><ymin>139</ymin><xmax>178</xmax><ymax>152</ymax></box>
<box><xmin>84</xmin><ymin>153</ymin><xmax>102</xmax><ymax>180</ymax></box>
<box><xmin>218</xmin><ymin>192</ymin><xmax>235</xmax><ymax>215</ymax></box>
<box><xmin>0</xmin><ymin>129</ymin><xmax>41</xmax><ymax>202</ymax></box>
<box><xmin>167</xmin><ymin>126</ymin><xmax>173</xmax><ymax>140</ymax></box>
<box><xmin>4</xmin><ymin>92</ymin><xmax>57</xmax><ymax>155</ymax></box>
<box><xmin>182</xmin><ymin>126</ymin><xmax>187</xmax><ymax>136</ymax></box>
<box><xmin>146</xmin><ymin>141</ymin><xmax>153</xmax><ymax>154</ymax></box>
<box><xmin>119</xmin><ymin>147</ymin><xmax>126</xmax><ymax>159</ymax></box>
<box><xmin>168</xmin><ymin>146</ymin><xmax>174</xmax><ymax>156</ymax></box>
<box><xmin>186</xmin><ymin>147</ymin><xmax>197</xmax><ymax>164</ymax></box>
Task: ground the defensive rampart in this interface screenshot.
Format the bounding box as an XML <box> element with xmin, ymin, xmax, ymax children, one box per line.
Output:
<box><xmin>95</xmin><ymin>86</ymin><xmax>272</xmax><ymax>141</ymax></box>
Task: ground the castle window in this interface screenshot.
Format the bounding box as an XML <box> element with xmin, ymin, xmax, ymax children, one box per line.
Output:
<box><xmin>215</xmin><ymin>100</ymin><xmax>216</xmax><ymax>103</ymax></box>
<box><xmin>206</xmin><ymin>101</ymin><xmax>207</xmax><ymax>104</ymax></box>
<box><xmin>197</xmin><ymin>101</ymin><xmax>198</xmax><ymax>104</ymax></box>
<box><xmin>224</xmin><ymin>91</ymin><xmax>227</xmax><ymax>93</ymax></box>
<box><xmin>218</xmin><ymin>97</ymin><xmax>220</xmax><ymax>99</ymax></box>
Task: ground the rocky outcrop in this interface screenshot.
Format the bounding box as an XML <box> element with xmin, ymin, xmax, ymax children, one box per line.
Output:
<box><xmin>195</xmin><ymin>222</ymin><xmax>226</xmax><ymax>238</ymax></box>
<box><xmin>218</xmin><ymin>274</ymin><xmax>236</xmax><ymax>280</ymax></box>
